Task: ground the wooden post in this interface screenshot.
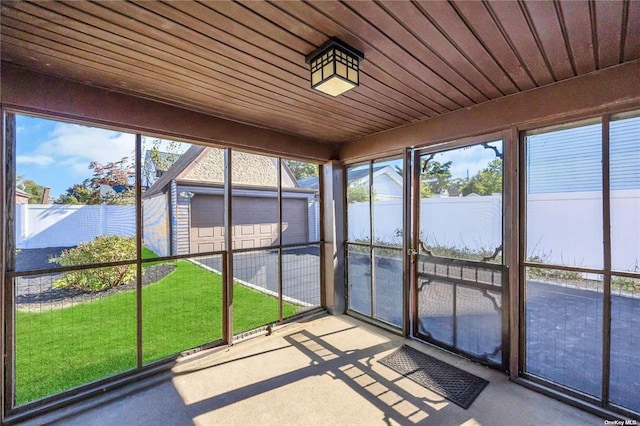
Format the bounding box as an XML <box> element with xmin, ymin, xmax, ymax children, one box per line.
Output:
<box><xmin>322</xmin><ymin>160</ymin><xmax>346</xmax><ymax>314</ymax></box>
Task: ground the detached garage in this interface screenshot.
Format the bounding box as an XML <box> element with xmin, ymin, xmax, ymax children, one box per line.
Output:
<box><xmin>143</xmin><ymin>145</ymin><xmax>317</xmax><ymax>256</ymax></box>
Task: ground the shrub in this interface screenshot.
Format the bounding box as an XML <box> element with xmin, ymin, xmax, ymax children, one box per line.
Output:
<box><xmin>612</xmin><ymin>276</ymin><xmax>640</xmax><ymax>292</ymax></box>
<box><xmin>51</xmin><ymin>235</ymin><xmax>136</xmax><ymax>292</ymax></box>
<box><xmin>527</xmin><ymin>254</ymin><xmax>582</xmax><ymax>281</ymax></box>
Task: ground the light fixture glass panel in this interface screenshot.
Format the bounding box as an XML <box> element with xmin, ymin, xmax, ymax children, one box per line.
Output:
<box><xmin>322</xmin><ymin>63</ymin><xmax>333</xmax><ymax>81</ymax></box>
<box><xmin>311</xmin><ymin>69</ymin><xmax>321</xmax><ymax>86</ymax></box>
<box><xmin>315</xmin><ymin>76</ymin><xmax>356</xmax><ymax>97</ymax></box>
<box><xmin>348</xmin><ymin>68</ymin><xmax>358</xmax><ymax>84</ymax></box>
<box><xmin>336</xmin><ymin>62</ymin><xmax>347</xmax><ymax>79</ymax></box>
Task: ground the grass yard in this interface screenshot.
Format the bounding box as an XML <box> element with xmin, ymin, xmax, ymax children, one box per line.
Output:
<box><xmin>15</xmin><ymin>260</ymin><xmax>298</xmax><ymax>405</ymax></box>
<box><xmin>141</xmin><ymin>246</ymin><xmax>166</xmax><ymax>267</ymax></box>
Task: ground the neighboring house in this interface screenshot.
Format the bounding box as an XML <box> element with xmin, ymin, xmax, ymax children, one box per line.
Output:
<box><xmin>299</xmin><ymin>165</ymin><xmax>403</xmax><ymax>200</ymax></box>
<box><xmin>350</xmin><ymin>165</ymin><xmax>403</xmax><ymax>200</ymax></box>
<box><xmin>99</xmin><ymin>184</ymin><xmax>133</xmax><ymax>201</ymax></box>
<box><xmin>143</xmin><ymin>146</ymin><xmax>317</xmax><ymax>256</ymax></box>
<box><xmin>15</xmin><ymin>188</ymin><xmax>30</xmax><ymax>205</ymax></box>
<box><xmin>143</xmin><ymin>150</ymin><xmax>181</xmax><ymax>188</ymax></box>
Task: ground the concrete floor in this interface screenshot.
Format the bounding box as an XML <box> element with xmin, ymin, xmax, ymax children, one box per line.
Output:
<box><xmin>25</xmin><ymin>315</ymin><xmax>603</xmax><ymax>426</ymax></box>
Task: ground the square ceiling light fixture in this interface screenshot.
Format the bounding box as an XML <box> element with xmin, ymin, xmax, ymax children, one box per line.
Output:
<box><xmin>305</xmin><ymin>37</ymin><xmax>364</xmax><ymax>97</ymax></box>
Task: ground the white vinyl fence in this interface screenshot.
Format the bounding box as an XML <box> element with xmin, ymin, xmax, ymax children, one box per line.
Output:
<box><xmin>15</xmin><ymin>204</ymin><xmax>135</xmax><ymax>249</ymax></box>
<box><xmin>16</xmin><ymin>190</ymin><xmax>640</xmax><ymax>270</ymax></box>
<box><xmin>349</xmin><ymin>190</ymin><xmax>640</xmax><ymax>270</ymax></box>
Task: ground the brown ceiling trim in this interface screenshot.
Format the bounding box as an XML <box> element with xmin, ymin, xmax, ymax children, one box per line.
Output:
<box><xmin>240</xmin><ymin>1</ymin><xmax>327</xmax><ymax>47</ymax></box>
<box><xmin>340</xmin><ymin>60</ymin><xmax>640</xmax><ymax>162</ymax></box>
<box><xmin>516</xmin><ymin>1</ymin><xmax>559</xmax><ymax>82</ymax></box>
<box><xmin>211</xmin><ymin>1</ymin><xmax>317</xmax><ymax>54</ymax></box>
<box><xmin>620</xmin><ymin>0</ymin><xmax>629</xmax><ymax>64</ymax></box>
<box><xmin>0</xmin><ymin>64</ymin><xmax>338</xmax><ymax>162</ymax></box>
<box><xmin>589</xmin><ymin>0</ymin><xmax>600</xmax><ymax>69</ymax></box>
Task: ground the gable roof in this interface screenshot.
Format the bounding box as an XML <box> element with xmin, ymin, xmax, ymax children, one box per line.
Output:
<box><xmin>297</xmin><ymin>176</ymin><xmax>319</xmax><ymax>190</ymax></box>
<box><xmin>347</xmin><ymin>165</ymin><xmax>403</xmax><ymax>186</ymax></box>
<box><xmin>298</xmin><ymin>166</ymin><xmax>403</xmax><ymax>196</ymax></box>
<box><xmin>144</xmin><ymin>145</ymin><xmax>300</xmax><ymax>197</ymax></box>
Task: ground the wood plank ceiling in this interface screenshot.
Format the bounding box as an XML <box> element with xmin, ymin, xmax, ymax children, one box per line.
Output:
<box><xmin>1</xmin><ymin>1</ymin><xmax>639</xmax><ymax>143</ymax></box>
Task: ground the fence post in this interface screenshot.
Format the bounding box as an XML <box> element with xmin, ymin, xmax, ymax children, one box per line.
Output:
<box><xmin>16</xmin><ymin>203</ymin><xmax>28</xmax><ymax>249</ymax></box>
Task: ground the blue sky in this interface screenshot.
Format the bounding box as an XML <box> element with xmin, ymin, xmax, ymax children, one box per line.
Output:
<box><xmin>16</xmin><ymin>114</ymin><xmax>188</xmax><ymax>198</ymax></box>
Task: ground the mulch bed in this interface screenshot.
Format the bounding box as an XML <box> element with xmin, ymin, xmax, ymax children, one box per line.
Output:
<box><xmin>16</xmin><ymin>264</ymin><xmax>176</xmax><ymax>310</ymax></box>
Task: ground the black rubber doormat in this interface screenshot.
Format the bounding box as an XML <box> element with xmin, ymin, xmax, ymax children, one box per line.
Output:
<box><xmin>379</xmin><ymin>345</ymin><xmax>488</xmax><ymax>409</ymax></box>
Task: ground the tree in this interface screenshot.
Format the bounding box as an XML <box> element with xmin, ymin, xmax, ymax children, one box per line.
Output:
<box><xmin>448</xmin><ymin>177</ymin><xmax>468</xmax><ymax>194</ymax></box>
<box><xmin>420</xmin><ymin>160</ymin><xmax>452</xmax><ymax>197</ymax></box>
<box><xmin>463</xmin><ymin>158</ymin><xmax>502</xmax><ymax>196</ymax></box>
<box><xmin>56</xmin><ymin>157</ymin><xmax>135</xmax><ymax>205</ymax></box>
<box><xmin>16</xmin><ymin>175</ymin><xmax>45</xmax><ymax>204</ymax></box>
<box><xmin>284</xmin><ymin>160</ymin><xmax>317</xmax><ymax>180</ymax></box>
<box><xmin>347</xmin><ymin>183</ymin><xmax>370</xmax><ymax>203</ymax></box>
<box><xmin>142</xmin><ymin>137</ymin><xmax>182</xmax><ymax>187</ymax></box>
<box><xmin>56</xmin><ymin>184</ymin><xmax>95</xmax><ymax>205</ymax></box>
<box><xmin>420</xmin><ymin>181</ymin><xmax>433</xmax><ymax>198</ymax></box>
<box><xmin>85</xmin><ymin>157</ymin><xmax>133</xmax><ymax>189</ymax></box>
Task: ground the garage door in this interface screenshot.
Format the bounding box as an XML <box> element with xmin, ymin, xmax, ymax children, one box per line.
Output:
<box><xmin>190</xmin><ymin>194</ymin><xmax>308</xmax><ymax>253</ymax></box>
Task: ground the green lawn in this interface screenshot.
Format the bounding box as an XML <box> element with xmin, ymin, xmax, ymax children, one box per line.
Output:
<box><xmin>141</xmin><ymin>246</ymin><xmax>166</xmax><ymax>267</ymax></box>
<box><xmin>15</xmin><ymin>260</ymin><xmax>298</xmax><ymax>405</ymax></box>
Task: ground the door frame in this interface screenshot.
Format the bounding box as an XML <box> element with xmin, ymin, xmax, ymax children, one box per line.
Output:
<box><xmin>408</xmin><ymin>131</ymin><xmax>511</xmax><ymax>370</ymax></box>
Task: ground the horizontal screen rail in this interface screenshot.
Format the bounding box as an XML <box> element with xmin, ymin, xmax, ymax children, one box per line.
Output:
<box><xmin>419</xmin><ymin>254</ymin><xmax>506</xmax><ymax>271</ymax></box>
<box><xmin>417</xmin><ymin>272</ymin><xmax>503</xmax><ymax>292</ymax></box>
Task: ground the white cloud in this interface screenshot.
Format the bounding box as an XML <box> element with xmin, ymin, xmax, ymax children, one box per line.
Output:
<box><xmin>16</xmin><ymin>155</ymin><xmax>54</xmax><ymax>166</ymax></box>
<box><xmin>37</xmin><ymin>123</ymin><xmax>136</xmax><ymax>166</ymax></box>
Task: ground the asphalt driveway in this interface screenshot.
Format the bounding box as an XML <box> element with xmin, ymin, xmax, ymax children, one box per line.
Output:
<box><xmin>195</xmin><ymin>246</ymin><xmax>321</xmax><ymax>307</ymax></box>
